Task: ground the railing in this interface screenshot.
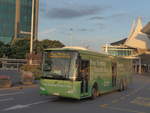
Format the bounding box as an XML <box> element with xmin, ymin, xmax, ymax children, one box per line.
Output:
<box><xmin>0</xmin><ymin>58</ymin><xmax>27</xmax><ymax>71</ymax></box>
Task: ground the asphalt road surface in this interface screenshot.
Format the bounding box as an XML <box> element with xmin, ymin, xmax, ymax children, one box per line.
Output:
<box><xmin>0</xmin><ymin>74</ymin><xmax>150</xmax><ymax>113</ymax></box>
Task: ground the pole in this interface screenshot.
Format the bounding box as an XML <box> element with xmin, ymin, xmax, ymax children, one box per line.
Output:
<box><xmin>105</xmin><ymin>43</ymin><xmax>108</xmax><ymax>54</ymax></box>
<box><xmin>70</xmin><ymin>28</ymin><xmax>73</xmax><ymax>46</ymax></box>
<box><xmin>139</xmin><ymin>57</ymin><xmax>142</xmax><ymax>74</ymax></box>
<box><xmin>29</xmin><ymin>0</ymin><xmax>35</xmax><ymax>65</ymax></box>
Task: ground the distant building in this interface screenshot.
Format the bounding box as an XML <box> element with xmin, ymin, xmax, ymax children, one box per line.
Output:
<box><xmin>0</xmin><ymin>0</ymin><xmax>39</xmax><ymax>44</ymax></box>
<box><xmin>102</xmin><ymin>17</ymin><xmax>150</xmax><ymax>74</ymax></box>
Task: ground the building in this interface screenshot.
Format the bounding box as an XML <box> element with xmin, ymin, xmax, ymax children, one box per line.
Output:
<box><xmin>0</xmin><ymin>0</ymin><xmax>39</xmax><ymax>44</ymax></box>
<box><xmin>103</xmin><ymin>17</ymin><xmax>150</xmax><ymax>74</ymax></box>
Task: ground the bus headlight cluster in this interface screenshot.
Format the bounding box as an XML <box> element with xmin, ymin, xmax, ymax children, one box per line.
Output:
<box><xmin>40</xmin><ymin>87</ymin><xmax>46</xmax><ymax>91</ymax></box>
<box><xmin>67</xmin><ymin>90</ymin><xmax>74</xmax><ymax>94</ymax></box>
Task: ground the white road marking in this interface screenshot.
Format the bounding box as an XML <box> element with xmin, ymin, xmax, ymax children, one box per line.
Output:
<box><xmin>3</xmin><ymin>100</ymin><xmax>50</xmax><ymax>111</ymax></box>
<box><xmin>0</xmin><ymin>98</ymin><xmax>14</xmax><ymax>102</ymax></box>
<box><xmin>0</xmin><ymin>92</ymin><xmax>24</xmax><ymax>97</ymax></box>
<box><xmin>131</xmin><ymin>97</ymin><xmax>150</xmax><ymax>107</ymax></box>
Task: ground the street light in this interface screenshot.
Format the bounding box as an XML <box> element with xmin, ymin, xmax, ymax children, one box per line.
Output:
<box><xmin>19</xmin><ymin>0</ymin><xmax>35</xmax><ymax>65</ymax></box>
<box><xmin>29</xmin><ymin>0</ymin><xmax>35</xmax><ymax>65</ymax></box>
<box><xmin>70</xmin><ymin>28</ymin><xmax>73</xmax><ymax>46</ymax></box>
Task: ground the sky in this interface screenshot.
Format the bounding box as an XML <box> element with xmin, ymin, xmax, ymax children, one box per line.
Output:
<box><xmin>38</xmin><ymin>0</ymin><xmax>150</xmax><ymax>51</ymax></box>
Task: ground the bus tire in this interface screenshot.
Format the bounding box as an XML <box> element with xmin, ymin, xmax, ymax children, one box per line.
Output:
<box><xmin>91</xmin><ymin>87</ymin><xmax>97</xmax><ymax>99</ymax></box>
<box><xmin>91</xmin><ymin>84</ymin><xmax>98</xmax><ymax>99</ymax></box>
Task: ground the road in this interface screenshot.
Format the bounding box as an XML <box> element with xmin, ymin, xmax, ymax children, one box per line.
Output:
<box><xmin>0</xmin><ymin>74</ymin><xmax>150</xmax><ymax>113</ymax></box>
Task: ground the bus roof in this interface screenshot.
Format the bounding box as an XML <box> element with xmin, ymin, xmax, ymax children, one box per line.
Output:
<box><xmin>44</xmin><ymin>47</ymin><xmax>129</xmax><ymax>60</ymax></box>
<box><xmin>45</xmin><ymin>47</ymin><xmax>111</xmax><ymax>57</ymax></box>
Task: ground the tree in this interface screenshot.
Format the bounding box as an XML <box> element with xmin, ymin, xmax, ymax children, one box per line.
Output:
<box><xmin>0</xmin><ymin>39</ymin><xmax>65</xmax><ymax>59</ymax></box>
<box><xmin>9</xmin><ymin>39</ymin><xmax>30</xmax><ymax>59</ymax></box>
<box><xmin>0</xmin><ymin>41</ymin><xmax>5</xmax><ymax>57</ymax></box>
<box><xmin>0</xmin><ymin>41</ymin><xmax>4</xmax><ymax>57</ymax></box>
<box><xmin>0</xmin><ymin>41</ymin><xmax>12</xmax><ymax>58</ymax></box>
<box><xmin>34</xmin><ymin>39</ymin><xmax>65</xmax><ymax>54</ymax></box>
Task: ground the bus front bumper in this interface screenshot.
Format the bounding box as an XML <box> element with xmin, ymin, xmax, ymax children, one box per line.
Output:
<box><xmin>40</xmin><ymin>79</ymin><xmax>81</xmax><ymax>99</ymax></box>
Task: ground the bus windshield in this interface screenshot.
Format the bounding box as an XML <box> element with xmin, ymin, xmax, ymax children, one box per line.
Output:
<box><xmin>42</xmin><ymin>51</ymin><xmax>78</xmax><ymax>80</ymax></box>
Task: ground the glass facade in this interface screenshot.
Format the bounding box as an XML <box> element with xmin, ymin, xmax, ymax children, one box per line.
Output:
<box><xmin>103</xmin><ymin>46</ymin><xmax>135</xmax><ymax>57</ymax></box>
<box><xmin>0</xmin><ymin>0</ymin><xmax>16</xmax><ymax>43</ymax></box>
<box><xmin>107</xmin><ymin>48</ymin><xmax>134</xmax><ymax>56</ymax></box>
<box><xmin>19</xmin><ymin>0</ymin><xmax>32</xmax><ymax>38</ymax></box>
<box><xmin>0</xmin><ymin>0</ymin><xmax>38</xmax><ymax>44</ymax></box>
<box><xmin>108</xmin><ymin>49</ymin><xmax>133</xmax><ymax>56</ymax></box>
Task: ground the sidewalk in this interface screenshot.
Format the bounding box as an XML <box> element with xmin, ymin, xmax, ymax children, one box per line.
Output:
<box><xmin>0</xmin><ymin>70</ymin><xmax>39</xmax><ymax>91</ymax></box>
<box><xmin>0</xmin><ymin>84</ymin><xmax>38</xmax><ymax>91</ymax></box>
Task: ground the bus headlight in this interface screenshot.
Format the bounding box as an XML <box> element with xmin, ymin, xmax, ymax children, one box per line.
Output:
<box><xmin>40</xmin><ymin>87</ymin><xmax>46</xmax><ymax>91</ymax></box>
<box><xmin>67</xmin><ymin>90</ymin><xmax>74</xmax><ymax>94</ymax></box>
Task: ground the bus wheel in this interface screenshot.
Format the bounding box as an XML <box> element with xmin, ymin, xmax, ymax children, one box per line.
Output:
<box><xmin>91</xmin><ymin>87</ymin><xmax>97</xmax><ymax>99</ymax></box>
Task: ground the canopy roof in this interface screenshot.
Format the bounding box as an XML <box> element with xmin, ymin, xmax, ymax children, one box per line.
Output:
<box><xmin>124</xmin><ymin>18</ymin><xmax>150</xmax><ymax>50</ymax></box>
<box><xmin>141</xmin><ymin>22</ymin><xmax>150</xmax><ymax>36</ymax></box>
<box><xmin>111</xmin><ymin>38</ymin><xmax>127</xmax><ymax>45</ymax></box>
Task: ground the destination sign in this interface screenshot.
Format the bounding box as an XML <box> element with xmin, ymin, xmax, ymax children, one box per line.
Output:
<box><xmin>48</xmin><ymin>52</ymin><xmax>71</xmax><ymax>58</ymax></box>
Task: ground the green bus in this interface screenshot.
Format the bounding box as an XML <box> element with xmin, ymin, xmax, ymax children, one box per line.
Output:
<box><xmin>40</xmin><ymin>47</ymin><xmax>133</xmax><ymax>99</ymax></box>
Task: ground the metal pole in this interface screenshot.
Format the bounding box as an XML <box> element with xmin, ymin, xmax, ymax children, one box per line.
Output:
<box><xmin>70</xmin><ymin>28</ymin><xmax>73</xmax><ymax>46</ymax></box>
<box><xmin>105</xmin><ymin>43</ymin><xmax>108</xmax><ymax>53</ymax></box>
<box><xmin>29</xmin><ymin>0</ymin><xmax>35</xmax><ymax>65</ymax></box>
<box><xmin>139</xmin><ymin>57</ymin><xmax>142</xmax><ymax>74</ymax></box>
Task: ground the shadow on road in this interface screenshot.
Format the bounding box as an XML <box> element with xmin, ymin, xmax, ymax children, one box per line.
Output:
<box><xmin>51</xmin><ymin>96</ymin><xmax>93</xmax><ymax>103</ymax></box>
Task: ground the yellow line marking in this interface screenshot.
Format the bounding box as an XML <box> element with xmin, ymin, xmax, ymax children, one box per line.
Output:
<box><xmin>100</xmin><ymin>104</ymin><xmax>108</xmax><ymax>108</ymax></box>
<box><xmin>100</xmin><ymin>106</ymin><xmax>145</xmax><ymax>113</ymax></box>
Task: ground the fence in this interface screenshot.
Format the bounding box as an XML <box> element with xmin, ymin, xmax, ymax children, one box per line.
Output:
<box><xmin>0</xmin><ymin>58</ymin><xmax>27</xmax><ymax>71</ymax></box>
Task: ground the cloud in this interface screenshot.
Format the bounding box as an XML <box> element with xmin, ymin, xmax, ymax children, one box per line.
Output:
<box><xmin>38</xmin><ymin>28</ymin><xmax>56</xmax><ymax>39</ymax></box>
<box><xmin>43</xmin><ymin>6</ymin><xmax>109</xmax><ymax>19</ymax></box>
<box><xmin>39</xmin><ymin>28</ymin><xmax>56</xmax><ymax>34</ymax></box>
<box><xmin>109</xmin><ymin>13</ymin><xmax>129</xmax><ymax>19</ymax></box>
<box><xmin>77</xmin><ymin>28</ymin><xmax>95</xmax><ymax>32</ymax></box>
<box><xmin>89</xmin><ymin>16</ymin><xmax>105</xmax><ymax>20</ymax></box>
<box><xmin>89</xmin><ymin>13</ymin><xmax>129</xmax><ymax>21</ymax></box>
<box><xmin>67</xmin><ymin>28</ymin><xmax>95</xmax><ymax>32</ymax></box>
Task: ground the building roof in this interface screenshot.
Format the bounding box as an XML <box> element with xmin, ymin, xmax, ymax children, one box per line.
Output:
<box><xmin>110</xmin><ymin>38</ymin><xmax>127</xmax><ymax>45</ymax></box>
<box><xmin>125</xmin><ymin>18</ymin><xmax>150</xmax><ymax>50</ymax></box>
<box><xmin>141</xmin><ymin>22</ymin><xmax>150</xmax><ymax>35</ymax></box>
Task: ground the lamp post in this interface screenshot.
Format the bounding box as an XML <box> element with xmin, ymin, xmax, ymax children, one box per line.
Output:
<box><xmin>70</xmin><ymin>28</ymin><xmax>73</xmax><ymax>46</ymax></box>
<box><xmin>29</xmin><ymin>0</ymin><xmax>35</xmax><ymax>65</ymax></box>
<box><xmin>139</xmin><ymin>57</ymin><xmax>142</xmax><ymax>74</ymax></box>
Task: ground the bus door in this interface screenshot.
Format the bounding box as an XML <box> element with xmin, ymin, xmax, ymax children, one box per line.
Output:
<box><xmin>79</xmin><ymin>60</ymin><xmax>90</xmax><ymax>94</ymax></box>
<box><xmin>112</xmin><ymin>62</ymin><xmax>117</xmax><ymax>87</ymax></box>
